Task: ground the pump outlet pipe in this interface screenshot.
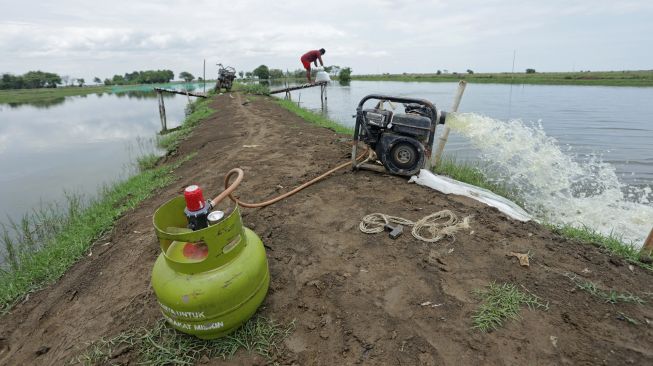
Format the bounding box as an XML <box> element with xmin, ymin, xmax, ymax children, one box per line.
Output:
<box><xmin>431</xmin><ymin>80</ymin><xmax>467</xmax><ymax>168</ymax></box>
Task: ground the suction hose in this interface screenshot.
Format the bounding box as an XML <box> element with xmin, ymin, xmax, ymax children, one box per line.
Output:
<box><xmin>210</xmin><ymin>147</ymin><xmax>369</xmax><ymax>209</ymax></box>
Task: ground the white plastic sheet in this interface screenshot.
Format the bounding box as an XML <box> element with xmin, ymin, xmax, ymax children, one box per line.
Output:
<box><xmin>408</xmin><ymin>169</ymin><xmax>532</xmax><ymax>222</ymax></box>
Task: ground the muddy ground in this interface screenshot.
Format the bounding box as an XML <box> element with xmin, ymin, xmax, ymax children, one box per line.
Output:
<box><xmin>1</xmin><ymin>93</ymin><xmax>652</xmax><ymax>365</ymax></box>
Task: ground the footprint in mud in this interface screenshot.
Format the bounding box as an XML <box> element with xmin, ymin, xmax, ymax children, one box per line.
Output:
<box><xmin>0</xmin><ymin>337</ymin><xmax>10</xmax><ymax>359</ymax></box>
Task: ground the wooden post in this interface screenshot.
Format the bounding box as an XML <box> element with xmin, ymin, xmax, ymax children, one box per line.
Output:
<box><xmin>639</xmin><ymin>227</ymin><xmax>653</xmax><ymax>258</ymax></box>
<box><xmin>431</xmin><ymin>80</ymin><xmax>467</xmax><ymax>168</ymax></box>
<box><xmin>284</xmin><ymin>81</ymin><xmax>291</xmax><ymax>100</ymax></box>
<box><xmin>320</xmin><ymin>83</ymin><xmax>327</xmax><ymax>109</ymax></box>
<box><xmin>157</xmin><ymin>91</ymin><xmax>167</xmax><ymax>132</ymax></box>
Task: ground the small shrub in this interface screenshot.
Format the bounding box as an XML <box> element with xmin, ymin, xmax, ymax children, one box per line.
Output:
<box><xmin>338</xmin><ymin>67</ymin><xmax>352</xmax><ymax>82</ymax></box>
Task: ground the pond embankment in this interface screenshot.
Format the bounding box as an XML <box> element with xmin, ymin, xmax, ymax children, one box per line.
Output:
<box><xmin>353</xmin><ymin>70</ymin><xmax>653</xmax><ymax>86</ymax></box>
<box><xmin>1</xmin><ymin>93</ymin><xmax>652</xmax><ymax>365</ymax></box>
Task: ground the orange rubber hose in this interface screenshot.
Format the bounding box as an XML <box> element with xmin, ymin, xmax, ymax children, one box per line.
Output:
<box><xmin>210</xmin><ymin>147</ymin><xmax>369</xmax><ymax>209</ymax></box>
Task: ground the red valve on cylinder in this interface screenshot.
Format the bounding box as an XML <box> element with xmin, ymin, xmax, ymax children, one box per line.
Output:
<box><xmin>184</xmin><ymin>185</ymin><xmax>205</xmax><ymax>212</ymax></box>
<box><xmin>183</xmin><ymin>185</ymin><xmax>211</xmax><ymax>231</ymax></box>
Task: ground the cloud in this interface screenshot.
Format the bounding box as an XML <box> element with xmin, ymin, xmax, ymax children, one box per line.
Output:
<box><xmin>1</xmin><ymin>0</ymin><xmax>652</xmax><ymax>77</ymax></box>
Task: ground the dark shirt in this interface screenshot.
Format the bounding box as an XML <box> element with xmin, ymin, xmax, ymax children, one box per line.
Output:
<box><xmin>301</xmin><ymin>50</ymin><xmax>321</xmax><ymax>63</ymax></box>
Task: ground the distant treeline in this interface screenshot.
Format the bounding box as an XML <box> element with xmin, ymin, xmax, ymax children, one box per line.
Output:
<box><xmin>352</xmin><ymin>70</ymin><xmax>653</xmax><ymax>87</ymax></box>
<box><xmin>1</xmin><ymin>71</ymin><xmax>62</xmax><ymax>90</ymax></box>
<box><xmin>1</xmin><ymin>69</ymin><xmax>178</xmax><ymax>90</ymax></box>
<box><xmin>104</xmin><ymin>69</ymin><xmax>175</xmax><ymax>85</ymax></box>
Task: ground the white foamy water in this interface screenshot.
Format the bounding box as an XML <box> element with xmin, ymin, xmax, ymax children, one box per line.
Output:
<box><xmin>446</xmin><ymin>112</ymin><xmax>653</xmax><ymax>247</ymax></box>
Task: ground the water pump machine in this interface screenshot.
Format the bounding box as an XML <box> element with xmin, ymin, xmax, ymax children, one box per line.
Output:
<box><xmin>351</xmin><ymin>94</ymin><xmax>447</xmax><ymax>176</ymax></box>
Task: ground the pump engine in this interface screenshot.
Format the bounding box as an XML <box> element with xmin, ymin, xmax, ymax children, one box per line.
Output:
<box><xmin>352</xmin><ymin>95</ymin><xmax>447</xmax><ymax>176</ymax></box>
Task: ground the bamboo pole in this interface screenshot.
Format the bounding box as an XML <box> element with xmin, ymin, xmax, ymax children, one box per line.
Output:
<box><xmin>269</xmin><ymin>81</ymin><xmax>326</xmax><ymax>94</ymax></box>
<box><xmin>157</xmin><ymin>91</ymin><xmax>167</xmax><ymax>132</ymax></box>
<box><xmin>639</xmin><ymin>227</ymin><xmax>653</xmax><ymax>258</ymax></box>
<box><xmin>153</xmin><ymin>88</ymin><xmax>207</xmax><ymax>98</ymax></box>
<box><xmin>431</xmin><ymin>80</ymin><xmax>467</xmax><ymax>168</ymax></box>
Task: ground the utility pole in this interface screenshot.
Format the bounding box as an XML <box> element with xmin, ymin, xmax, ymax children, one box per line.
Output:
<box><xmin>203</xmin><ymin>59</ymin><xmax>206</xmax><ymax>94</ymax></box>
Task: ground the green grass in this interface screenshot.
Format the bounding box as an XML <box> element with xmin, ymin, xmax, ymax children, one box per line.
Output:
<box><xmin>432</xmin><ymin>156</ymin><xmax>522</xmax><ymax>204</ymax></box>
<box><xmin>548</xmin><ymin>224</ymin><xmax>653</xmax><ymax>271</ymax></box>
<box><xmin>564</xmin><ymin>273</ymin><xmax>645</xmax><ymax>305</ymax></box>
<box><xmin>233</xmin><ymin>82</ymin><xmax>271</xmax><ymax>96</ymax></box>
<box><xmin>275</xmin><ymin>98</ymin><xmax>353</xmax><ymax>135</ymax></box>
<box><xmin>73</xmin><ymin>316</ymin><xmax>294</xmax><ymax>365</ymax></box>
<box><xmin>136</xmin><ymin>153</ymin><xmax>160</xmax><ymax>172</ymax></box>
<box><xmin>617</xmin><ymin>312</ymin><xmax>640</xmax><ymax>325</ymax></box>
<box><xmin>0</xmin><ymin>156</ymin><xmax>191</xmax><ymax>314</ymax></box>
<box><xmin>0</xmin><ymin>86</ymin><xmax>111</xmax><ymax>104</ymax></box>
<box><xmin>352</xmin><ymin>70</ymin><xmax>653</xmax><ymax>87</ymax></box>
<box><xmin>156</xmin><ymin>94</ymin><xmax>216</xmax><ymax>153</ymax></box>
<box><xmin>472</xmin><ymin>282</ymin><xmax>548</xmax><ymax>332</ymax></box>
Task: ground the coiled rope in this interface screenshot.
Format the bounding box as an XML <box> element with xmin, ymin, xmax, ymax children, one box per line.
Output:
<box><xmin>359</xmin><ymin>211</ymin><xmax>472</xmax><ymax>243</ymax></box>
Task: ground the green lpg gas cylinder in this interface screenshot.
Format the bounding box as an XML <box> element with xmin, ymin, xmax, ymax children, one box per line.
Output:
<box><xmin>151</xmin><ymin>196</ymin><xmax>269</xmax><ymax>339</ymax></box>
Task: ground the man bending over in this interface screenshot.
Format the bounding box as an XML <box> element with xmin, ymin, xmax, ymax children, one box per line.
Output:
<box><xmin>300</xmin><ymin>48</ymin><xmax>326</xmax><ymax>83</ymax></box>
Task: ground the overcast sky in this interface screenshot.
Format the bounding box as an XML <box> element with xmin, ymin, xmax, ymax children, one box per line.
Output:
<box><xmin>1</xmin><ymin>0</ymin><xmax>651</xmax><ymax>81</ymax></box>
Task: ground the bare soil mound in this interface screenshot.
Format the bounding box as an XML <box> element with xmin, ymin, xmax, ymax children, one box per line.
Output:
<box><xmin>1</xmin><ymin>94</ymin><xmax>651</xmax><ymax>365</ymax></box>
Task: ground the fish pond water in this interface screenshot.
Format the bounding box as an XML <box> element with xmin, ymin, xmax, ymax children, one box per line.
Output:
<box><xmin>0</xmin><ymin>83</ymin><xmax>206</xmax><ymax>236</ymax></box>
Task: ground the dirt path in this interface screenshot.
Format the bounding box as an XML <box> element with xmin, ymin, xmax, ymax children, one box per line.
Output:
<box><xmin>1</xmin><ymin>94</ymin><xmax>652</xmax><ymax>365</ymax></box>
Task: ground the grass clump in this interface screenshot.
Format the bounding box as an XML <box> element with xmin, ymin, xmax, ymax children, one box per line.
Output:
<box><xmin>233</xmin><ymin>83</ymin><xmax>270</xmax><ymax>95</ymax></box>
<box><xmin>472</xmin><ymin>282</ymin><xmax>548</xmax><ymax>332</ymax></box>
<box><xmin>276</xmin><ymin>99</ymin><xmax>353</xmax><ymax>135</ymax></box>
<box><xmin>73</xmin><ymin>316</ymin><xmax>294</xmax><ymax>365</ymax></box>
<box><xmin>136</xmin><ymin>153</ymin><xmax>159</xmax><ymax>171</ymax></box>
<box><xmin>617</xmin><ymin>312</ymin><xmax>640</xmax><ymax>325</ymax></box>
<box><xmin>548</xmin><ymin>224</ymin><xmax>652</xmax><ymax>271</ymax></box>
<box><xmin>0</xmin><ymin>157</ymin><xmax>191</xmax><ymax>314</ymax></box>
<box><xmin>564</xmin><ymin>273</ymin><xmax>645</xmax><ymax>305</ymax></box>
<box><xmin>433</xmin><ymin>155</ymin><xmax>522</xmax><ymax>205</ymax></box>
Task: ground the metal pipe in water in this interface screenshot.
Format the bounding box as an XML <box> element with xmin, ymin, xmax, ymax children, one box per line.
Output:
<box><xmin>639</xmin><ymin>227</ymin><xmax>653</xmax><ymax>259</ymax></box>
<box><xmin>431</xmin><ymin>80</ymin><xmax>467</xmax><ymax>168</ymax></box>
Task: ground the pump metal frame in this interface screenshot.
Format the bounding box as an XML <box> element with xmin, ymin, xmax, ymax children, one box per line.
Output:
<box><xmin>351</xmin><ymin>94</ymin><xmax>441</xmax><ymax>173</ymax></box>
